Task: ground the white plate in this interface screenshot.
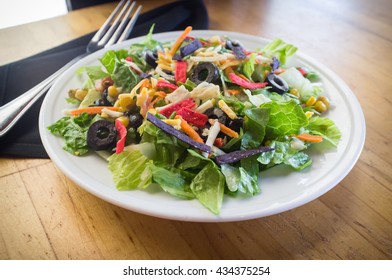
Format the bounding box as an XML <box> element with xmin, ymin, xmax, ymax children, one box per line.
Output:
<box><xmin>39</xmin><ymin>30</ymin><xmax>366</xmax><ymax>222</ymax></box>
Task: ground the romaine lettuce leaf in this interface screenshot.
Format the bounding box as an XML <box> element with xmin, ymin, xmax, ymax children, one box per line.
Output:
<box><xmin>262</xmin><ymin>38</ymin><xmax>298</xmax><ymax>64</ymax></box>
<box><xmin>278</xmin><ymin>67</ymin><xmax>322</xmax><ymax>102</ymax></box>
<box><xmin>257</xmin><ymin>140</ymin><xmax>312</xmax><ymax>170</ymax></box>
<box><xmin>244</xmin><ymin>89</ymin><xmax>271</xmax><ymax>107</ymax></box>
<box><xmin>111</xmin><ymin>60</ymin><xmax>139</xmax><ymax>93</ymax></box>
<box><xmin>142</xmin><ymin>122</ymin><xmax>186</xmax><ymax>165</ymax></box>
<box><xmin>260</xmin><ymin>100</ymin><xmax>308</xmax><ymax>139</ymax></box>
<box><xmin>241</xmin><ymin>107</ymin><xmax>270</xmax><ymax>149</ymax></box>
<box><xmin>243</xmin><ymin>53</ymin><xmax>256</xmax><ymax>79</ymax></box>
<box><xmin>149</xmin><ymin>163</ymin><xmax>194</xmax><ymax>199</ymax></box>
<box><xmin>221</xmin><ymin>164</ymin><xmax>259</xmax><ymax>196</ymax></box>
<box><xmin>190</xmin><ymin>162</ymin><xmax>225</xmax><ymax>215</ymax></box>
<box><xmin>47</xmin><ymin>113</ymin><xmax>97</xmax><ymax>156</ymax></box>
<box><xmin>306</xmin><ymin>116</ymin><xmax>341</xmax><ymax>147</ymax></box>
<box><xmin>128</xmin><ymin>24</ymin><xmax>162</xmax><ymax>54</ymax></box>
<box><xmin>76</xmin><ymin>65</ymin><xmax>109</xmax><ymax>89</ymax></box>
<box><xmin>79</xmin><ymin>89</ymin><xmax>101</xmax><ymax>108</ymax></box>
<box><xmin>99</xmin><ymin>50</ymin><xmax>124</xmax><ymax>74</ymax></box>
<box><xmin>177</xmin><ymin>149</ymin><xmax>208</xmax><ymax>171</ymax></box>
<box><xmin>108</xmin><ymin>149</ymin><xmax>152</xmax><ymax>190</ymax></box>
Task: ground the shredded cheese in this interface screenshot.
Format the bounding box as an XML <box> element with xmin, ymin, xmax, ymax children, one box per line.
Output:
<box><xmin>202</xmin><ymin>121</ymin><xmax>221</xmax><ymax>158</ymax></box>
<box><xmin>218</xmin><ymin>99</ymin><xmax>237</xmax><ymax>119</ymax></box>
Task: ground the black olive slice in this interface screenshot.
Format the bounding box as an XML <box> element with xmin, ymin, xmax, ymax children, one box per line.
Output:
<box><xmin>227</xmin><ymin>117</ymin><xmax>244</xmax><ymax>133</ymax></box>
<box><xmin>87</xmin><ymin>120</ymin><xmax>117</xmax><ymax>151</ymax></box>
<box><xmin>204</xmin><ymin>107</ymin><xmax>229</xmax><ymax>125</ymax></box>
<box><xmin>190</xmin><ymin>62</ymin><xmax>219</xmax><ymax>84</ymax></box>
<box><xmin>265</xmin><ymin>73</ymin><xmax>289</xmax><ymax>95</ymax></box>
<box><xmin>127</xmin><ymin>112</ymin><xmax>144</xmax><ymax>129</ymax></box>
<box><xmin>145</xmin><ymin>50</ymin><xmax>158</xmax><ymax>68</ymax></box>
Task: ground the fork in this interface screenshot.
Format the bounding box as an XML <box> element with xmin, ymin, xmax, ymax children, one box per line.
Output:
<box><xmin>0</xmin><ymin>0</ymin><xmax>142</xmax><ymax>137</ymax></box>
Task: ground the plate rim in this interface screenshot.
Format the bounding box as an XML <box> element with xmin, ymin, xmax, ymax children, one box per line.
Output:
<box><xmin>39</xmin><ymin>30</ymin><xmax>366</xmax><ymax>222</ymax></box>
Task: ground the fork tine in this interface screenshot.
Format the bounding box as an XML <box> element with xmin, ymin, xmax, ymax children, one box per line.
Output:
<box><xmin>98</xmin><ymin>0</ymin><xmax>133</xmax><ymax>47</ymax></box>
<box><xmin>117</xmin><ymin>4</ymin><xmax>142</xmax><ymax>43</ymax></box>
<box><xmin>90</xmin><ymin>0</ymin><xmax>127</xmax><ymax>43</ymax></box>
<box><xmin>106</xmin><ymin>1</ymin><xmax>136</xmax><ymax>46</ymax></box>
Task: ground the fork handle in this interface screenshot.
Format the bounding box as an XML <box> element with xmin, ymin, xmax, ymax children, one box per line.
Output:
<box><xmin>0</xmin><ymin>54</ymin><xmax>85</xmax><ymax>137</ymax></box>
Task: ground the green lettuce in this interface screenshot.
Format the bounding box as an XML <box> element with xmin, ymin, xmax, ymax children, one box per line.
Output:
<box><xmin>242</xmin><ymin>52</ymin><xmax>256</xmax><ymax>79</ymax></box>
<box><xmin>190</xmin><ymin>162</ymin><xmax>225</xmax><ymax>215</ymax></box>
<box><xmin>108</xmin><ymin>149</ymin><xmax>152</xmax><ymax>190</ymax></box>
<box><xmin>260</xmin><ymin>100</ymin><xmax>308</xmax><ymax>139</ymax></box>
<box><xmin>75</xmin><ymin>65</ymin><xmax>109</xmax><ymax>89</ymax></box>
<box><xmin>221</xmin><ymin>164</ymin><xmax>259</xmax><ymax>196</ymax></box>
<box><xmin>99</xmin><ymin>50</ymin><xmax>129</xmax><ymax>74</ymax></box>
<box><xmin>142</xmin><ymin>122</ymin><xmax>186</xmax><ymax>165</ymax></box>
<box><xmin>306</xmin><ymin>116</ymin><xmax>341</xmax><ymax>147</ymax></box>
<box><xmin>278</xmin><ymin>67</ymin><xmax>322</xmax><ymax>102</ymax></box>
<box><xmin>111</xmin><ymin>60</ymin><xmax>139</xmax><ymax>93</ymax></box>
<box><xmin>178</xmin><ymin>149</ymin><xmax>226</xmax><ymax>214</ymax></box>
<box><xmin>149</xmin><ymin>164</ymin><xmax>194</xmax><ymax>199</ymax></box>
<box><xmin>262</xmin><ymin>38</ymin><xmax>298</xmax><ymax>64</ymax></box>
<box><xmin>48</xmin><ymin>113</ymin><xmax>99</xmax><ymax>156</ymax></box>
<box><xmin>257</xmin><ymin>140</ymin><xmax>312</xmax><ymax>170</ymax></box>
<box><xmin>241</xmin><ymin>107</ymin><xmax>270</xmax><ymax>149</ymax></box>
<box><xmin>128</xmin><ymin>24</ymin><xmax>162</xmax><ymax>54</ymax></box>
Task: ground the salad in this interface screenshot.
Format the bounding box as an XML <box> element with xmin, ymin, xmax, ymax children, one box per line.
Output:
<box><xmin>48</xmin><ymin>26</ymin><xmax>341</xmax><ymax>215</ymax></box>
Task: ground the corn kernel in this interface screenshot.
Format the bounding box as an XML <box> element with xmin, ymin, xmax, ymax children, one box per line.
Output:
<box><xmin>75</xmin><ymin>89</ymin><xmax>88</xmax><ymax>101</ymax></box>
<box><xmin>317</xmin><ymin>95</ymin><xmax>330</xmax><ymax>108</ymax></box>
<box><xmin>289</xmin><ymin>88</ymin><xmax>300</xmax><ymax>97</ymax></box>
<box><xmin>209</xmin><ymin>35</ymin><xmax>222</xmax><ymax>44</ymax></box>
<box><xmin>107</xmin><ymin>85</ymin><xmax>119</xmax><ymax>98</ymax></box>
<box><xmin>68</xmin><ymin>89</ymin><xmax>77</xmax><ymax>98</ymax></box>
<box><xmin>306</xmin><ymin>96</ymin><xmax>317</xmax><ymax>106</ymax></box>
<box><xmin>305</xmin><ymin>111</ymin><xmax>314</xmax><ymax>119</ymax></box>
<box><xmin>118</xmin><ymin>94</ymin><xmax>135</xmax><ymax>110</ymax></box>
<box><xmin>314</xmin><ymin>100</ymin><xmax>327</xmax><ymax>113</ymax></box>
<box><xmin>117</xmin><ymin>116</ymin><xmax>129</xmax><ymax>127</ymax></box>
<box><xmin>100</xmin><ymin>112</ymin><xmax>109</xmax><ymax>118</ymax></box>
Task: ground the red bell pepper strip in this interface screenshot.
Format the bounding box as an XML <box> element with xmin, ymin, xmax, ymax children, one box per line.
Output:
<box><xmin>176</xmin><ymin>107</ymin><xmax>208</xmax><ymax>127</ymax></box>
<box><xmin>214</xmin><ymin>137</ymin><xmax>224</xmax><ymax>148</ymax></box>
<box><xmin>156</xmin><ymin>80</ymin><xmax>179</xmax><ymax>91</ymax></box>
<box><xmin>115</xmin><ymin>119</ymin><xmax>127</xmax><ymax>154</ymax></box>
<box><xmin>159</xmin><ymin>98</ymin><xmax>196</xmax><ymax>118</ymax></box>
<box><xmin>297</xmin><ymin>67</ymin><xmax>308</xmax><ymax>77</ymax></box>
<box><xmin>175</xmin><ymin>60</ymin><xmax>187</xmax><ymax>83</ymax></box>
<box><xmin>229</xmin><ymin>72</ymin><xmax>268</xmax><ymax>90</ymax></box>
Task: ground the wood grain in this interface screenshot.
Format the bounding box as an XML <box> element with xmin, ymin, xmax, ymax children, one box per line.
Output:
<box><xmin>0</xmin><ymin>0</ymin><xmax>391</xmax><ymax>260</ymax></box>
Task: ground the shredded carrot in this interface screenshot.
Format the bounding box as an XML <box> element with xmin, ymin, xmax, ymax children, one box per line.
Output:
<box><xmin>218</xmin><ymin>123</ymin><xmax>239</xmax><ymax>138</ymax></box>
<box><xmin>294</xmin><ymin>133</ymin><xmax>323</xmax><ymax>143</ymax></box>
<box><xmin>175</xmin><ymin>115</ymin><xmax>204</xmax><ymax>143</ymax></box>
<box><xmin>224</xmin><ymin>66</ymin><xmax>234</xmax><ymax>76</ymax></box>
<box><xmin>154</xmin><ymin>91</ymin><xmax>167</xmax><ymax>99</ymax></box>
<box><xmin>227</xmin><ymin>89</ymin><xmax>241</xmax><ymax>95</ymax></box>
<box><xmin>69</xmin><ymin>106</ymin><xmax>121</xmax><ymax>116</ymax></box>
<box><xmin>141</xmin><ymin>79</ymin><xmax>151</xmax><ymax>89</ymax></box>
<box><xmin>169</xmin><ymin>26</ymin><xmax>193</xmax><ymax>57</ymax></box>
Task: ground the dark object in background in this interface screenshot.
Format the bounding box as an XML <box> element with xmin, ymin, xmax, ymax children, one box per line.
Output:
<box><xmin>66</xmin><ymin>0</ymin><xmax>113</xmax><ymax>11</ymax></box>
<box><xmin>0</xmin><ymin>0</ymin><xmax>209</xmax><ymax>158</ymax></box>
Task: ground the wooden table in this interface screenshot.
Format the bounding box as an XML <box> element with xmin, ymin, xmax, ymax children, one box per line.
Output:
<box><xmin>1</xmin><ymin>0</ymin><xmax>391</xmax><ymax>260</ymax></box>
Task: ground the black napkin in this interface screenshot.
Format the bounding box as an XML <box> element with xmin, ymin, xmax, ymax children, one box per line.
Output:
<box><xmin>0</xmin><ymin>0</ymin><xmax>209</xmax><ymax>158</ymax></box>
